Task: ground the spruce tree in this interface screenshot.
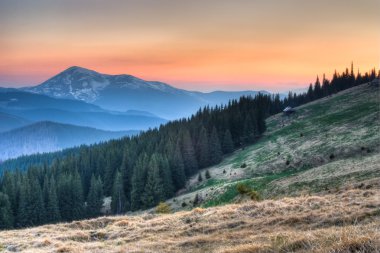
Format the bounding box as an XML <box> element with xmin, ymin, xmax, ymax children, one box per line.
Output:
<box><xmin>29</xmin><ymin>177</ymin><xmax>46</xmax><ymax>226</ymax></box>
<box><xmin>314</xmin><ymin>76</ymin><xmax>322</xmax><ymax>99</ymax></box>
<box><xmin>45</xmin><ymin>177</ymin><xmax>61</xmax><ymax>223</ymax></box>
<box><xmin>103</xmin><ymin>150</ymin><xmax>119</xmax><ymax>195</ymax></box>
<box><xmin>111</xmin><ymin>170</ymin><xmax>128</xmax><ymax>214</ymax></box>
<box><xmin>57</xmin><ymin>174</ymin><xmax>73</xmax><ymax>221</ymax></box>
<box><xmin>209</xmin><ymin>127</ymin><xmax>223</xmax><ymax>164</ymax></box>
<box><xmin>17</xmin><ymin>178</ymin><xmax>30</xmax><ymax>227</ymax></box>
<box><xmin>193</xmin><ymin>193</ymin><xmax>200</xmax><ymax>207</ymax></box>
<box><xmin>42</xmin><ymin>175</ymin><xmax>50</xmax><ymax>206</ymax></box>
<box><xmin>205</xmin><ymin>170</ymin><xmax>211</xmax><ymax>179</ymax></box>
<box><xmin>222</xmin><ymin>129</ymin><xmax>234</xmax><ymax>154</ymax></box>
<box><xmin>130</xmin><ymin>154</ymin><xmax>147</xmax><ymax>211</ymax></box>
<box><xmin>142</xmin><ymin>155</ymin><xmax>164</xmax><ymax>208</ymax></box>
<box><xmin>196</xmin><ymin>126</ymin><xmax>210</xmax><ymax>168</ymax></box>
<box><xmin>71</xmin><ymin>170</ymin><xmax>85</xmax><ymax>220</ymax></box>
<box><xmin>87</xmin><ymin>175</ymin><xmax>104</xmax><ymax>218</ymax></box>
<box><xmin>0</xmin><ymin>192</ymin><xmax>14</xmax><ymax>229</ymax></box>
<box><xmin>198</xmin><ymin>173</ymin><xmax>203</xmax><ymax>182</ymax></box>
<box><xmin>120</xmin><ymin>147</ymin><xmax>133</xmax><ymax>202</ymax></box>
<box><xmin>159</xmin><ymin>155</ymin><xmax>174</xmax><ymax>198</ymax></box>
<box><xmin>1</xmin><ymin>171</ymin><xmax>17</xmax><ymax>218</ymax></box>
<box><xmin>181</xmin><ymin>130</ymin><xmax>198</xmax><ymax>175</ymax></box>
<box><xmin>307</xmin><ymin>83</ymin><xmax>314</xmax><ymax>101</ymax></box>
<box><xmin>170</xmin><ymin>142</ymin><xmax>186</xmax><ymax>189</ymax></box>
<box><xmin>243</xmin><ymin>115</ymin><xmax>254</xmax><ymax>144</ymax></box>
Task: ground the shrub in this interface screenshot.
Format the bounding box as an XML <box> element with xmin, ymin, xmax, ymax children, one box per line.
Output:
<box><xmin>181</xmin><ymin>202</ymin><xmax>187</xmax><ymax>207</ymax></box>
<box><xmin>286</xmin><ymin>160</ymin><xmax>290</xmax><ymax>166</ymax></box>
<box><xmin>236</xmin><ymin>183</ymin><xmax>251</xmax><ymax>194</ymax></box>
<box><xmin>156</xmin><ymin>202</ymin><xmax>171</xmax><ymax>214</ymax></box>
<box><xmin>240</xmin><ymin>163</ymin><xmax>247</xmax><ymax>168</ymax></box>
<box><xmin>205</xmin><ymin>170</ymin><xmax>211</xmax><ymax>179</ymax></box>
<box><xmin>236</xmin><ymin>183</ymin><xmax>261</xmax><ymax>201</ymax></box>
<box><xmin>198</xmin><ymin>173</ymin><xmax>203</xmax><ymax>182</ymax></box>
<box><xmin>249</xmin><ymin>190</ymin><xmax>261</xmax><ymax>201</ymax></box>
<box><xmin>329</xmin><ymin>154</ymin><xmax>335</xmax><ymax>160</ymax></box>
<box><xmin>193</xmin><ymin>193</ymin><xmax>200</xmax><ymax>206</ymax></box>
<box><xmin>223</xmin><ymin>169</ymin><xmax>226</xmax><ymax>174</ymax></box>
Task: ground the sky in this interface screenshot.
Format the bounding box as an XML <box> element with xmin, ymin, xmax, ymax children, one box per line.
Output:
<box><xmin>0</xmin><ymin>0</ymin><xmax>379</xmax><ymax>92</ymax></box>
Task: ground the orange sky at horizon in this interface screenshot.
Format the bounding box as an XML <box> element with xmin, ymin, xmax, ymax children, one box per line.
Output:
<box><xmin>0</xmin><ymin>0</ymin><xmax>379</xmax><ymax>92</ymax></box>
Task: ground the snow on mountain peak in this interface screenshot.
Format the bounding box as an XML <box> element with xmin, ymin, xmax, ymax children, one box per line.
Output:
<box><xmin>23</xmin><ymin>66</ymin><xmax>179</xmax><ymax>103</ymax></box>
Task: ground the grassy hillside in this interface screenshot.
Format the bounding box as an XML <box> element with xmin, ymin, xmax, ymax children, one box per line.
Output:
<box><xmin>166</xmin><ymin>82</ymin><xmax>380</xmax><ymax>209</ymax></box>
<box><xmin>0</xmin><ymin>82</ymin><xmax>379</xmax><ymax>252</ymax></box>
<box><xmin>0</xmin><ymin>181</ymin><xmax>379</xmax><ymax>252</ymax></box>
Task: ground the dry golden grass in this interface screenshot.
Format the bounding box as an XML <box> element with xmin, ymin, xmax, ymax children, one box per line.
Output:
<box><xmin>1</xmin><ymin>182</ymin><xmax>379</xmax><ymax>253</ymax></box>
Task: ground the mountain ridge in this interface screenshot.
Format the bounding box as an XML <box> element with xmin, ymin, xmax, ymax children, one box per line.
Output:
<box><xmin>22</xmin><ymin>66</ymin><xmax>269</xmax><ymax>119</ymax></box>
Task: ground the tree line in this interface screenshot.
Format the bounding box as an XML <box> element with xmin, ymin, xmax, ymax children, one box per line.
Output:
<box><xmin>0</xmin><ymin>65</ymin><xmax>378</xmax><ymax>229</ymax></box>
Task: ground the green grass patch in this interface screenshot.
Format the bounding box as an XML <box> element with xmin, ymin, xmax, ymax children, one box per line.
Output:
<box><xmin>188</xmin><ymin>178</ymin><xmax>225</xmax><ymax>192</ymax></box>
<box><xmin>202</xmin><ymin>183</ymin><xmax>239</xmax><ymax>208</ymax></box>
<box><xmin>202</xmin><ymin>165</ymin><xmax>312</xmax><ymax>208</ymax></box>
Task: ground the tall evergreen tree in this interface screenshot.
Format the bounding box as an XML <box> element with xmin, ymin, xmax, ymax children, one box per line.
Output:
<box><xmin>307</xmin><ymin>83</ymin><xmax>314</xmax><ymax>101</ymax></box>
<box><xmin>130</xmin><ymin>154</ymin><xmax>147</xmax><ymax>211</ymax></box>
<box><xmin>45</xmin><ymin>177</ymin><xmax>61</xmax><ymax>223</ymax></box>
<box><xmin>222</xmin><ymin>129</ymin><xmax>234</xmax><ymax>154</ymax></box>
<box><xmin>243</xmin><ymin>115</ymin><xmax>254</xmax><ymax>144</ymax></box>
<box><xmin>0</xmin><ymin>192</ymin><xmax>14</xmax><ymax>229</ymax></box>
<box><xmin>17</xmin><ymin>177</ymin><xmax>30</xmax><ymax>227</ymax></box>
<box><xmin>1</xmin><ymin>171</ymin><xmax>18</xmax><ymax>218</ymax></box>
<box><xmin>159</xmin><ymin>155</ymin><xmax>174</xmax><ymax>198</ymax></box>
<box><xmin>196</xmin><ymin>126</ymin><xmax>210</xmax><ymax>168</ymax></box>
<box><xmin>87</xmin><ymin>175</ymin><xmax>104</xmax><ymax>218</ymax></box>
<box><xmin>18</xmin><ymin>176</ymin><xmax>46</xmax><ymax>226</ymax></box>
<box><xmin>314</xmin><ymin>76</ymin><xmax>322</xmax><ymax>99</ymax></box>
<box><xmin>103</xmin><ymin>150</ymin><xmax>119</xmax><ymax>195</ymax></box>
<box><xmin>181</xmin><ymin>130</ymin><xmax>198</xmax><ymax>175</ymax></box>
<box><xmin>57</xmin><ymin>174</ymin><xmax>73</xmax><ymax>221</ymax></box>
<box><xmin>111</xmin><ymin>170</ymin><xmax>128</xmax><ymax>214</ymax></box>
<box><xmin>170</xmin><ymin>142</ymin><xmax>186</xmax><ymax>189</ymax></box>
<box><xmin>141</xmin><ymin>155</ymin><xmax>164</xmax><ymax>208</ymax></box>
<box><xmin>120</xmin><ymin>147</ymin><xmax>133</xmax><ymax>202</ymax></box>
<box><xmin>209</xmin><ymin>127</ymin><xmax>223</xmax><ymax>164</ymax></box>
<box><xmin>71</xmin><ymin>170</ymin><xmax>85</xmax><ymax>220</ymax></box>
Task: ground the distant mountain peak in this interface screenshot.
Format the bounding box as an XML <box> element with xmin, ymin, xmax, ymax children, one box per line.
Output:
<box><xmin>63</xmin><ymin>66</ymin><xmax>100</xmax><ymax>75</ymax></box>
<box><xmin>20</xmin><ymin>66</ymin><xmax>269</xmax><ymax>119</ymax></box>
<box><xmin>23</xmin><ymin>66</ymin><xmax>179</xmax><ymax>103</ymax></box>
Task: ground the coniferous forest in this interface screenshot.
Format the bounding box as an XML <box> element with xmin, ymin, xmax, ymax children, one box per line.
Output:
<box><xmin>0</xmin><ymin>65</ymin><xmax>378</xmax><ymax>229</ymax></box>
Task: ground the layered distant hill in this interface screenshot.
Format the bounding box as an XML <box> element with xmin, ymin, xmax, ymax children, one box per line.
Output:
<box><xmin>0</xmin><ymin>111</ymin><xmax>31</xmax><ymax>132</ymax></box>
<box><xmin>0</xmin><ymin>89</ymin><xmax>167</xmax><ymax>131</ymax></box>
<box><xmin>0</xmin><ymin>121</ymin><xmax>136</xmax><ymax>161</ymax></box>
<box><xmin>23</xmin><ymin>66</ymin><xmax>268</xmax><ymax>119</ymax></box>
<box><xmin>0</xmin><ymin>88</ymin><xmax>164</xmax><ymax>159</ymax></box>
